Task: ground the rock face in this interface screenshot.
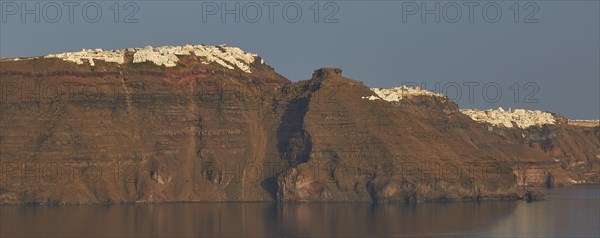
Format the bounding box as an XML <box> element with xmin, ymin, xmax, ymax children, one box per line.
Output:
<box><xmin>459</xmin><ymin>108</ymin><xmax>600</xmax><ymax>185</ymax></box>
<box><xmin>0</xmin><ymin>46</ymin><xmax>598</xmax><ymax>204</ymax></box>
<box><xmin>0</xmin><ymin>46</ymin><xmax>285</xmax><ymax>204</ymax></box>
<box><xmin>481</xmin><ymin>122</ymin><xmax>600</xmax><ymax>185</ymax></box>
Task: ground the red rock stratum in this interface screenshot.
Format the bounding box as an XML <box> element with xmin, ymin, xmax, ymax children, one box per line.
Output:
<box><xmin>0</xmin><ymin>46</ymin><xmax>598</xmax><ymax>204</ymax></box>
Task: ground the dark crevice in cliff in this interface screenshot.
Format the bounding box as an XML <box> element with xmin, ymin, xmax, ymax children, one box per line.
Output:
<box><xmin>277</xmin><ymin>96</ymin><xmax>313</xmax><ymax>167</ymax></box>
<box><xmin>269</xmin><ymin>93</ymin><xmax>314</xmax><ymax>200</ymax></box>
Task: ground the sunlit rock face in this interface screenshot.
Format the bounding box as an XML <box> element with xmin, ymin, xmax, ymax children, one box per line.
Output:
<box><xmin>568</xmin><ymin>120</ymin><xmax>600</xmax><ymax>127</ymax></box>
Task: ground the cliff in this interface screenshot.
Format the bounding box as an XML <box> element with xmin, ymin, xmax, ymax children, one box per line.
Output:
<box><xmin>0</xmin><ymin>46</ymin><xmax>597</xmax><ymax>204</ymax></box>
<box><xmin>460</xmin><ymin>109</ymin><xmax>600</xmax><ymax>185</ymax></box>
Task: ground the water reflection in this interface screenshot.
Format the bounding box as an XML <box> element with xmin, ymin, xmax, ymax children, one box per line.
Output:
<box><xmin>279</xmin><ymin>202</ymin><xmax>517</xmax><ymax>237</ymax></box>
<box><xmin>1</xmin><ymin>185</ymin><xmax>598</xmax><ymax>237</ymax></box>
<box><xmin>486</xmin><ymin>185</ymin><xmax>600</xmax><ymax>237</ymax></box>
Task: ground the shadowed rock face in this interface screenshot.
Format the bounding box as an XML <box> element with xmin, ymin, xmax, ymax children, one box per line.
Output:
<box><xmin>0</xmin><ymin>54</ymin><xmax>597</xmax><ymax>204</ymax></box>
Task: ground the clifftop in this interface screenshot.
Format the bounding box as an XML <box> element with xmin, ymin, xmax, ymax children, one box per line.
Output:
<box><xmin>363</xmin><ymin>86</ymin><xmax>563</xmax><ymax>129</ymax></box>
<box><xmin>364</xmin><ymin>86</ymin><xmax>445</xmax><ymax>102</ymax></box>
<box><xmin>460</xmin><ymin>108</ymin><xmax>556</xmax><ymax>129</ymax></box>
<box><xmin>0</xmin><ymin>43</ymin><xmax>289</xmax><ymax>85</ymax></box>
<box><xmin>5</xmin><ymin>44</ymin><xmax>263</xmax><ymax>73</ymax></box>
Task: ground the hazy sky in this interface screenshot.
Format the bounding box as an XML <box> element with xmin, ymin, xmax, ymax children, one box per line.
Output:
<box><xmin>1</xmin><ymin>1</ymin><xmax>598</xmax><ymax>119</ymax></box>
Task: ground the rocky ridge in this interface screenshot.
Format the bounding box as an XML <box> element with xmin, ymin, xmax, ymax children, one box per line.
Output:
<box><xmin>0</xmin><ymin>46</ymin><xmax>598</xmax><ymax>205</ymax></box>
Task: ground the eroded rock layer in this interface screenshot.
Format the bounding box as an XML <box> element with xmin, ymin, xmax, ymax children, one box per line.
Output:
<box><xmin>0</xmin><ymin>48</ymin><xmax>598</xmax><ymax>204</ymax></box>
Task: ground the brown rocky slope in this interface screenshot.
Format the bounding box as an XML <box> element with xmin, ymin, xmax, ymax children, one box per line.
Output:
<box><xmin>0</xmin><ymin>48</ymin><xmax>598</xmax><ymax>204</ymax></box>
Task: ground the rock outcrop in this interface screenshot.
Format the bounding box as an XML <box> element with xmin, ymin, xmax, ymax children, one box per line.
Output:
<box><xmin>0</xmin><ymin>46</ymin><xmax>598</xmax><ymax>204</ymax></box>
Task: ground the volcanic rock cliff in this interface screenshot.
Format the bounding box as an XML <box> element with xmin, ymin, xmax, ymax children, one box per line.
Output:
<box><xmin>460</xmin><ymin>111</ymin><xmax>600</xmax><ymax>185</ymax></box>
<box><xmin>0</xmin><ymin>45</ymin><xmax>598</xmax><ymax>204</ymax></box>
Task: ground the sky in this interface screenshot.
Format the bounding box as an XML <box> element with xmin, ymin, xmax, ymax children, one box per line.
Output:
<box><xmin>1</xmin><ymin>0</ymin><xmax>598</xmax><ymax>119</ymax></box>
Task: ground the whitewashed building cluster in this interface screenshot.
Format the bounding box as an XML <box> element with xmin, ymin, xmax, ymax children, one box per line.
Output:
<box><xmin>44</xmin><ymin>44</ymin><xmax>261</xmax><ymax>73</ymax></box>
<box><xmin>364</xmin><ymin>85</ymin><xmax>444</xmax><ymax>101</ymax></box>
<box><xmin>45</xmin><ymin>48</ymin><xmax>126</xmax><ymax>66</ymax></box>
<box><xmin>363</xmin><ymin>85</ymin><xmax>556</xmax><ymax>129</ymax></box>
<box><xmin>460</xmin><ymin>107</ymin><xmax>556</xmax><ymax>128</ymax></box>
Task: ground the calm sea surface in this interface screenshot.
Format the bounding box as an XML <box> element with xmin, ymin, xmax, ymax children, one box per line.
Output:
<box><xmin>1</xmin><ymin>185</ymin><xmax>599</xmax><ymax>237</ymax></box>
